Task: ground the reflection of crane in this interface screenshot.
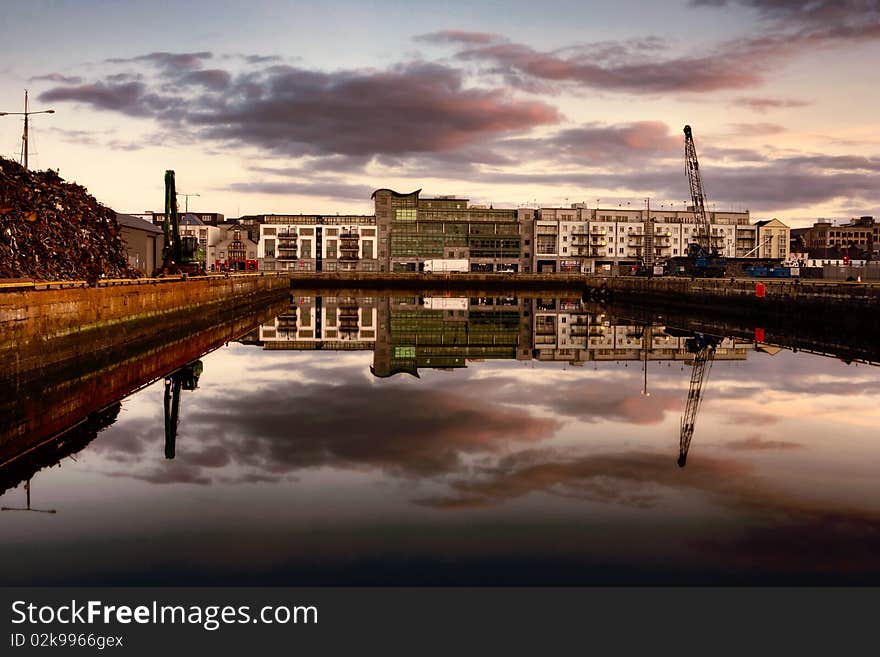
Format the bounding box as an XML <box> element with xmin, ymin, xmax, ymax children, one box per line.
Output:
<box><xmin>1</xmin><ymin>479</ymin><xmax>57</xmax><ymax>514</ymax></box>
<box><xmin>678</xmin><ymin>333</ymin><xmax>719</xmax><ymax>467</ymax></box>
<box><xmin>163</xmin><ymin>360</ymin><xmax>203</xmax><ymax>459</ymax></box>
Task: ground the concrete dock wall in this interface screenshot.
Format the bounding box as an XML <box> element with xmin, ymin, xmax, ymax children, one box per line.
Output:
<box><xmin>1</xmin><ymin>273</ymin><xmax>289</xmax><ymax>377</ymax></box>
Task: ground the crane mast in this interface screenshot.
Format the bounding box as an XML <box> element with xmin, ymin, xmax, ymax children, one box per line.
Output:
<box><xmin>683</xmin><ymin>125</ymin><xmax>713</xmax><ymax>257</ymax></box>
<box><xmin>678</xmin><ymin>334</ymin><xmax>718</xmax><ymax>467</ymax></box>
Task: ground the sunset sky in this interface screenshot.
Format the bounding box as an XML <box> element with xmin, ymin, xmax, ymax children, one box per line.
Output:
<box><xmin>1</xmin><ymin>0</ymin><xmax>878</xmax><ymax>225</ymax></box>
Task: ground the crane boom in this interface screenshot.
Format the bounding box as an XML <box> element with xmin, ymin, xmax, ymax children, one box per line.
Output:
<box><xmin>683</xmin><ymin>125</ymin><xmax>712</xmax><ymax>256</ymax></box>
<box><xmin>678</xmin><ymin>334</ymin><xmax>718</xmax><ymax>467</ymax></box>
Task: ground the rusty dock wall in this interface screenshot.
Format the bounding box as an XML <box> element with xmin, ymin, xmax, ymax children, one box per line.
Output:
<box><xmin>1</xmin><ymin>273</ymin><xmax>290</xmax><ymax>379</ymax></box>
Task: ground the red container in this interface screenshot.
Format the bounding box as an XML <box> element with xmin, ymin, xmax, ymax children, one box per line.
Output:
<box><xmin>755</xmin><ymin>283</ymin><xmax>766</xmax><ymax>298</ymax></box>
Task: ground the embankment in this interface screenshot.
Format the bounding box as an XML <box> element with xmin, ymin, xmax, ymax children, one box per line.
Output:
<box><xmin>1</xmin><ymin>273</ymin><xmax>289</xmax><ymax>381</ymax></box>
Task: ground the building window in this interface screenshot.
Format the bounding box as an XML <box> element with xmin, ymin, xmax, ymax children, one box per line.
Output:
<box><xmin>301</xmin><ymin>241</ymin><xmax>312</xmax><ymax>259</ymax></box>
<box><xmin>362</xmin><ymin>241</ymin><xmax>374</xmax><ymax>259</ymax></box>
<box><xmin>264</xmin><ymin>239</ymin><xmax>275</xmax><ymax>258</ymax></box>
<box><xmin>264</xmin><ymin>227</ymin><xmax>276</xmax><ymax>236</ymax></box>
<box><xmin>326</xmin><ymin>240</ymin><xmax>337</xmax><ymax>258</ymax></box>
<box><xmin>396</xmin><ymin>209</ymin><xmax>417</xmax><ymax>222</ymax></box>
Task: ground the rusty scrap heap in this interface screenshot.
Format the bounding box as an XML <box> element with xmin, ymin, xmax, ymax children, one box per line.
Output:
<box><xmin>0</xmin><ymin>157</ymin><xmax>132</xmax><ymax>281</ymax></box>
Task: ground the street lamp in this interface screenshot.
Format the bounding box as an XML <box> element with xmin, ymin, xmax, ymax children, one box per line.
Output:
<box><xmin>0</xmin><ymin>90</ymin><xmax>55</xmax><ymax>169</ymax></box>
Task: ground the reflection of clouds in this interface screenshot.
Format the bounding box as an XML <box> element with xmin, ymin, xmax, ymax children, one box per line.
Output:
<box><xmin>724</xmin><ymin>435</ymin><xmax>802</xmax><ymax>451</ymax></box>
<box><xmin>415</xmin><ymin>446</ymin><xmax>880</xmax><ymax>573</ymax></box>
<box><xmin>447</xmin><ymin>375</ymin><xmax>681</xmax><ymax>425</ymax></box>
<box><xmin>416</xmin><ymin>449</ymin><xmax>752</xmax><ymax>509</ymax></box>
<box><xmin>94</xmin><ymin>382</ymin><xmax>560</xmax><ymax>485</ymax></box>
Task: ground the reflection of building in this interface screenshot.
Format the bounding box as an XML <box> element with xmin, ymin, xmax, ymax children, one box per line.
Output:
<box><xmin>243</xmin><ymin>295</ymin><xmax>749</xmax><ymax>375</ymax></box>
<box><xmin>371</xmin><ymin>295</ymin><xmax>532</xmax><ymax>377</ymax></box>
<box><xmin>256</xmin><ymin>295</ymin><xmax>378</xmax><ymax>349</ymax></box>
<box><xmin>530</xmin><ymin>297</ymin><xmax>749</xmax><ymax>363</ymax></box>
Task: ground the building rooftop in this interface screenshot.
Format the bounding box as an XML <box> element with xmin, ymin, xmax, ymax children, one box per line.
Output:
<box><xmin>115</xmin><ymin>213</ymin><xmax>163</xmax><ymax>234</ymax></box>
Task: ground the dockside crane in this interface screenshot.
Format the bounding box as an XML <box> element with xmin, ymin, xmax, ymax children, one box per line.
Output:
<box><xmin>157</xmin><ymin>170</ymin><xmax>204</xmax><ymax>276</ymax></box>
<box><xmin>681</xmin><ymin>125</ymin><xmax>726</xmax><ymax>277</ymax></box>
<box><xmin>678</xmin><ymin>333</ymin><xmax>719</xmax><ymax>467</ymax></box>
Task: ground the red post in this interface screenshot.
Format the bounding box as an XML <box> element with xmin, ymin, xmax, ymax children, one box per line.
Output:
<box><xmin>755</xmin><ymin>327</ymin><xmax>765</xmax><ymax>342</ymax></box>
<box><xmin>755</xmin><ymin>283</ymin><xmax>765</xmax><ymax>298</ymax></box>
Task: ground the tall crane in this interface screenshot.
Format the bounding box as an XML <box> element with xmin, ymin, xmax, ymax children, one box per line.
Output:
<box><xmin>683</xmin><ymin>125</ymin><xmax>714</xmax><ymax>258</ymax></box>
<box><xmin>157</xmin><ymin>170</ymin><xmax>204</xmax><ymax>275</ymax></box>
<box><xmin>680</xmin><ymin>125</ymin><xmax>729</xmax><ymax>278</ymax></box>
<box><xmin>678</xmin><ymin>333</ymin><xmax>719</xmax><ymax>467</ymax></box>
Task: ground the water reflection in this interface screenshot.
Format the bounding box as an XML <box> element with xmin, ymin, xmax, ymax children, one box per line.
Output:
<box><xmin>1</xmin><ymin>291</ymin><xmax>879</xmax><ymax>584</ymax></box>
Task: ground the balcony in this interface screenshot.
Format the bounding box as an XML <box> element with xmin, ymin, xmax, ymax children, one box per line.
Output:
<box><xmin>339</xmin><ymin>231</ymin><xmax>360</xmax><ymax>261</ymax></box>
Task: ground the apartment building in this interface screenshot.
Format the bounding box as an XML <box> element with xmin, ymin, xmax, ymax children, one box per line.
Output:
<box><xmin>372</xmin><ymin>188</ymin><xmax>532</xmax><ymax>273</ymax></box>
<box><xmin>534</xmin><ymin>205</ymin><xmax>756</xmax><ymax>273</ymax></box>
<box><xmin>799</xmin><ymin>216</ymin><xmax>877</xmax><ymax>257</ymax></box>
<box><xmin>256</xmin><ymin>214</ymin><xmax>378</xmax><ymax>272</ymax></box>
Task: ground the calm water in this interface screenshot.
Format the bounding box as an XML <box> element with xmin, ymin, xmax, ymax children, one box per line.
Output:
<box><xmin>2</xmin><ymin>293</ymin><xmax>879</xmax><ymax>585</ymax></box>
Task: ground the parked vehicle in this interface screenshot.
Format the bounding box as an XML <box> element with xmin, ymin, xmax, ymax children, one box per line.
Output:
<box><xmin>423</xmin><ymin>259</ymin><xmax>469</xmax><ymax>273</ymax></box>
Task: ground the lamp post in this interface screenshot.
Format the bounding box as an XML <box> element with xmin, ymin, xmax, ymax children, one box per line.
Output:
<box><xmin>0</xmin><ymin>90</ymin><xmax>55</xmax><ymax>169</ymax></box>
<box><xmin>177</xmin><ymin>192</ymin><xmax>200</xmax><ymax>214</ymax></box>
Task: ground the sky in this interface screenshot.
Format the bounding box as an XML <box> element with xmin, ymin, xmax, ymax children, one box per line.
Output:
<box><xmin>1</xmin><ymin>0</ymin><xmax>879</xmax><ymax>226</ymax></box>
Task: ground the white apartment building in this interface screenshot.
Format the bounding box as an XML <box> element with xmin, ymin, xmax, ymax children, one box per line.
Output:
<box><xmin>256</xmin><ymin>215</ymin><xmax>379</xmax><ymax>272</ymax></box>
<box><xmin>534</xmin><ymin>206</ymin><xmax>760</xmax><ymax>273</ymax></box>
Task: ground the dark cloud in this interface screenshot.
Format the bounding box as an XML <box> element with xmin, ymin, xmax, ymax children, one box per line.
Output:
<box><xmin>39</xmin><ymin>60</ymin><xmax>559</xmax><ymax>159</ymax></box>
<box><xmin>452</xmin><ymin>39</ymin><xmax>765</xmax><ymax>93</ymax></box>
<box><xmin>38</xmin><ymin>81</ymin><xmax>173</xmax><ymax>117</ymax></box>
<box><xmin>431</xmin><ymin>4</ymin><xmax>879</xmax><ymax>95</ymax></box>
<box><xmin>692</xmin><ymin>0</ymin><xmax>880</xmax><ymax>28</ymax></box>
<box><xmin>106</xmin><ymin>51</ymin><xmax>213</xmax><ymax>71</ymax></box>
<box><xmin>179</xmin><ymin>69</ymin><xmax>232</xmax><ymax>91</ymax></box>
<box><xmin>500</xmin><ymin>121</ymin><xmax>680</xmax><ymax>165</ymax></box>
<box><xmin>223</xmin><ymin>180</ymin><xmax>375</xmax><ymax>201</ymax></box>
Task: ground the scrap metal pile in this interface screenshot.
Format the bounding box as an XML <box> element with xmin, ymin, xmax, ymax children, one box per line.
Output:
<box><xmin>0</xmin><ymin>157</ymin><xmax>132</xmax><ymax>281</ymax></box>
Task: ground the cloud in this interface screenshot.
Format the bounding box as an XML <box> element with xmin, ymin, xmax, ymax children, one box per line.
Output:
<box><xmin>724</xmin><ymin>435</ymin><xmax>803</xmax><ymax>451</ymax></box>
<box><xmin>29</xmin><ymin>73</ymin><xmax>83</xmax><ymax>84</ymax></box>
<box><xmin>38</xmin><ymin>81</ymin><xmax>172</xmax><ymax>117</ymax></box>
<box><xmin>414</xmin><ymin>30</ymin><xmax>504</xmax><ymax>45</ymax></box>
<box><xmin>726</xmin><ymin>122</ymin><xmax>786</xmax><ymax>136</ymax></box>
<box><xmin>39</xmin><ymin>60</ymin><xmax>559</xmax><ymax>159</ymax></box>
<box><xmin>223</xmin><ymin>180</ymin><xmax>375</xmax><ymax>201</ymax></box>
<box><xmin>735</xmin><ymin>97</ymin><xmax>811</xmax><ymax>113</ymax></box>
<box><xmin>424</xmin><ymin>5</ymin><xmax>879</xmax><ymax>96</ymax></box>
<box><xmin>106</xmin><ymin>51</ymin><xmax>213</xmax><ymax>71</ymax></box>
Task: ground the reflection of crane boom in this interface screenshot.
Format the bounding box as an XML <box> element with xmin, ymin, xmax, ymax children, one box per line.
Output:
<box><xmin>163</xmin><ymin>360</ymin><xmax>203</xmax><ymax>459</ymax></box>
<box><xmin>678</xmin><ymin>334</ymin><xmax>719</xmax><ymax>467</ymax></box>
